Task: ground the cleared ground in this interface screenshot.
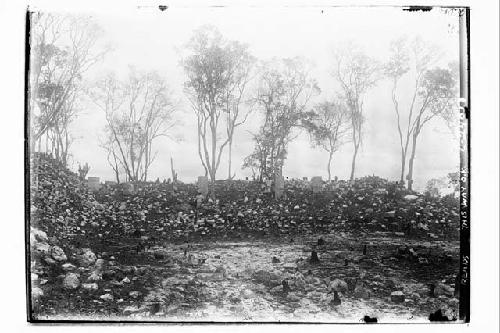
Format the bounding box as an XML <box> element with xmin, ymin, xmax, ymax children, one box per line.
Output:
<box><xmin>34</xmin><ymin>232</ymin><xmax>459</xmax><ymax>322</ymax></box>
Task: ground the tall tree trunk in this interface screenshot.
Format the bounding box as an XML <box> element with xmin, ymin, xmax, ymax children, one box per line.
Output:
<box><xmin>407</xmin><ymin>131</ymin><xmax>419</xmax><ymax>191</ymax></box>
<box><xmin>349</xmin><ymin>112</ymin><xmax>360</xmax><ymax>181</ymax></box>
<box><xmin>327</xmin><ymin>150</ymin><xmax>333</xmax><ymax>182</ymax></box>
<box><xmin>197</xmin><ymin>117</ymin><xmax>206</xmax><ymax>176</ymax></box>
<box><xmin>350</xmin><ymin>145</ymin><xmax>358</xmax><ymax>181</ymax></box>
<box><xmin>399</xmin><ymin>136</ymin><xmax>412</xmax><ymax>184</ymax></box>
<box><xmin>114</xmin><ymin>167</ymin><xmax>120</xmax><ymax>184</ymax></box>
<box><xmin>400</xmin><ymin>149</ymin><xmax>406</xmax><ymax>183</ymax></box>
<box><xmin>51</xmin><ymin>135</ymin><xmax>56</xmax><ymax>159</ymax></box>
<box><xmin>144</xmin><ymin>139</ymin><xmax>148</xmax><ymax>182</ymax></box>
<box><xmin>64</xmin><ymin>130</ymin><xmax>70</xmax><ymax>166</ymax></box>
<box><xmin>228</xmin><ymin>138</ymin><xmax>233</xmax><ymax>179</ymax></box>
<box><xmin>129</xmin><ymin>133</ymin><xmax>135</xmax><ymax>181</ymax></box>
<box><xmin>209</xmin><ymin>115</ymin><xmax>217</xmax><ymax>193</ymax></box>
<box><xmin>392</xmin><ymin>81</ymin><xmax>407</xmax><ymax>184</ymax></box>
<box><xmin>210</xmin><ymin>113</ymin><xmax>217</xmax><ymax>183</ymax></box>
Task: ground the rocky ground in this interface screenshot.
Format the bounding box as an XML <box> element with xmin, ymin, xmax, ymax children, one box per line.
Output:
<box><xmin>29</xmin><ymin>153</ymin><xmax>461</xmax><ymax>322</ymax></box>
<box><xmin>30</xmin><ymin>232</ymin><xmax>460</xmax><ymax>322</ymax></box>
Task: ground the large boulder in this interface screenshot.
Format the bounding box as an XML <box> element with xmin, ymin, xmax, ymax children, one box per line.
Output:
<box><xmin>293</xmin><ymin>272</ymin><xmax>306</xmax><ymax>289</ymax></box>
<box><xmin>94</xmin><ymin>259</ymin><xmax>106</xmax><ymax>271</ymax></box>
<box><xmin>76</xmin><ymin>248</ymin><xmax>97</xmax><ymax>267</ymax></box>
<box><xmin>384</xmin><ymin>211</ymin><xmax>396</xmax><ymax>218</ymax></box>
<box><xmin>329</xmin><ymin>279</ymin><xmax>348</xmax><ymax>293</ymax></box>
<box><xmin>283</xmin><ymin>262</ymin><xmax>297</xmax><ymax>270</ymax></box>
<box><xmin>123</xmin><ymin>306</ymin><xmax>145</xmax><ymax>316</ymax></box>
<box><xmin>33</xmin><ymin>242</ymin><xmax>50</xmax><ymax>256</ymax></box>
<box><xmin>353</xmin><ymin>284</ymin><xmax>371</xmax><ymax>299</ymax></box>
<box><xmin>43</xmin><ymin>256</ymin><xmax>57</xmax><ymax>265</ymax></box>
<box><xmin>50</xmin><ymin>246</ymin><xmax>67</xmax><ymax>262</ymax></box>
<box><xmin>240</xmin><ymin>289</ymin><xmax>254</xmax><ymax>299</ymax></box>
<box><xmin>391</xmin><ymin>291</ymin><xmax>405</xmax><ymax>303</ymax></box>
<box><xmin>31</xmin><ymin>287</ymin><xmax>44</xmax><ymax>300</ymax></box>
<box><xmin>161</xmin><ymin>276</ymin><xmax>186</xmax><ymax>287</ymax></box>
<box><xmin>286</xmin><ymin>292</ymin><xmax>301</xmax><ymax>302</ymax></box>
<box><xmin>434</xmin><ymin>283</ymin><xmax>454</xmax><ymax>297</ymax></box>
<box><xmin>30</xmin><ymin>228</ymin><xmax>48</xmax><ymax>244</ymax></box>
<box><xmin>102</xmin><ymin>269</ymin><xmax>120</xmax><ymax>281</ymax></box>
<box><xmin>270</xmin><ymin>285</ymin><xmax>283</xmax><ymax>294</ymax></box>
<box><xmin>61</xmin><ymin>263</ymin><xmax>77</xmax><ymax>271</ymax></box>
<box><xmin>82</xmin><ymin>283</ymin><xmax>98</xmax><ymax>291</ymax></box>
<box><xmin>251</xmin><ymin>270</ymin><xmax>281</xmax><ymax>287</ymax></box>
<box><xmin>88</xmin><ymin>270</ymin><xmax>102</xmax><ymax>281</ymax></box>
<box><xmin>63</xmin><ymin>273</ymin><xmax>81</xmax><ymax>290</ymax></box>
<box><xmin>99</xmin><ymin>293</ymin><xmax>114</xmax><ymax>301</ymax></box>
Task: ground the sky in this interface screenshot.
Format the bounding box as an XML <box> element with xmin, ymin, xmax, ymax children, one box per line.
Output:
<box><xmin>37</xmin><ymin>6</ymin><xmax>461</xmax><ymax>191</ymax></box>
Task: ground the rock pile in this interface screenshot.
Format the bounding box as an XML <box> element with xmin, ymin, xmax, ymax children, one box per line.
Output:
<box><xmin>31</xmin><ymin>153</ymin><xmax>460</xmax><ymax>250</ymax></box>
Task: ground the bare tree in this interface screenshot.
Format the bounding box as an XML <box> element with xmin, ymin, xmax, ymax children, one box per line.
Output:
<box><xmin>406</xmin><ymin>65</ymin><xmax>458</xmax><ymax>191</ymax></box>
<box><xmin>100</xmin><ymin>135</ymin><xmax>122</xmax><ymax>184</ymax></box>
<box><xmin>303</xmin><ymin>100</ymin><xmax>350</xmax><ymax>181</ymax></box>
<box><xmin>224</xmin><ymin>54</ymin><xmax>255</xmax><ymax>180</ymax></box>
<box><xmin>183</xmin><ymin>25</ymin><xmax>255</xmax><ymax>183</ymax></box>
<box><xmin>52</xmin><ymin>91</ymin><xmax>78</xmax><ymax>165</ymax></box>
<box><xmin>244</xmin><ymin>58</ymin><xmax>319</xmax><ymax>181</ymax></box>
<box><xmin>29</xmin><ymin>13</ymin><xmax>106</xmax><ymax>162</ymax></box>
<box><xmin>332</xmin><ymin>43</ymin><xmax>380</xmax><ymax>181</ymax></box>
<box><xmin>384</xmin><ymin>37</ymin><xmax>458</xmax><ymax>190</ymax></box>
<box><xmin>90</xmin><ymin>73</ymin><xmax>126</xmax><ymax>183</ymax></box>
<box><xmin>385</xmin><ymin>36</ymin><xmax>439</xmax><ymax>184</ymax></box>
<box><xmin>89</xmin><ymin>69</ymin><xmax>176</xmax><ymax>182</ymax></box>
<box><xmin>36</xmin><ymin>89</ymin><xmax>78</xmax><ymax>165</ymax></box>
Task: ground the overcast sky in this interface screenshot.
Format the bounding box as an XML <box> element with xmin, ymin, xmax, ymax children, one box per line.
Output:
<box><xmin>40</xmin><ymin>6</ymin><xmax>461</xmax><ymax>191</ymax></box>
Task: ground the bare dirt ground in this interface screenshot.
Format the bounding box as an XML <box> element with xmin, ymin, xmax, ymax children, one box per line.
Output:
<box><xmin>35</xmin><ymin>232</ymin><xmax>459</xmax><ymax>322</ymax></box>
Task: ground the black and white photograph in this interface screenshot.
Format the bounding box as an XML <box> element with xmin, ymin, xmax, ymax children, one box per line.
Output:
<box><xmin>23</xmin><ymin>3</ymin><xmax>473</xmax><ymax>323</ymax></box>
<box><xmin>0</xmin><ymin>0</ymin><xmax>496</xmax><ymax>327</ymax></box>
